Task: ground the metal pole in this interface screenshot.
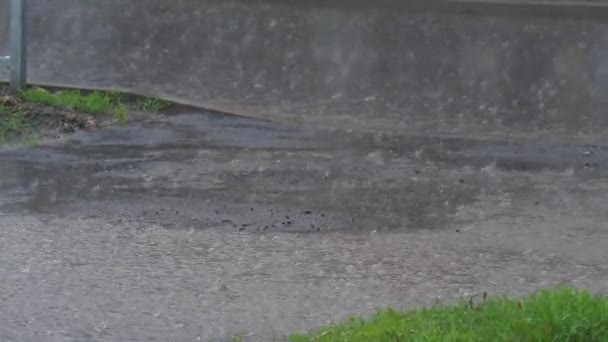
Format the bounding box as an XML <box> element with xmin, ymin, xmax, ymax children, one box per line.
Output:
<box><xmin>9</xmin><ymin>0</ymin><xmax>27</xmax><ymax>91</ymax></box>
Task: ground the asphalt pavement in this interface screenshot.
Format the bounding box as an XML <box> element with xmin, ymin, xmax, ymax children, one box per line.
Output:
<box><xmin>1</xmin><ymin>111</ymin><xmax>607</xmax><ymax>341</ymax></box>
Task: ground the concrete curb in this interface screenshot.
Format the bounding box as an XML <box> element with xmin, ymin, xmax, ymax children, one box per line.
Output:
<box><xmin>235</xmin><ymin>0</ymin><xmax>608</xmax><ymax>20</ymax></box>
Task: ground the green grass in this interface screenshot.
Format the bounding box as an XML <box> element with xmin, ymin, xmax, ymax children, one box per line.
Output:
<box><xmin>290</xmin><ymin>288</ymin><xmax>608</xmax><ymax>342</ymax></box>
<box><xmin>136</xmin><ymin>97</ymin><xmax>169</xmax><ymax>112</ymax></box>
<box><xmin>20</xmin><ymin>87</ymin><xmax>129</xmax><ymax>124</ymax></box>
<box><xmin>113</xmin><ymin>102</ymin><xmax>129</xmax><ymax>125</ymax></box>
<box><xmin>0</xmin><ymin>104</ymin><xmax>31</xmax><ymax>143</ymax></box>
<box><xmin>0</xmin><ymin>86</ymin><xmax>171</xmax><ymax>144</ymax></box>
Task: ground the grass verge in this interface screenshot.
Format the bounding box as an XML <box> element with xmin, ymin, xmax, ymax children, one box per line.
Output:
<box><xmin>0</xmin><ymin>84</ymin><xmax>176</xmax><ymax>145</ymax></box>
<box><xmin>136</xmin><ymin>97</ymin><xmax>170</xmax><ymax>113</ymax></box>
<box><xmin>20</xmin><ymin>87</ymin><xmax>129</xmax><ymax>124</ymax></box>
<box><xmin>0</xmin><ymin>104</ymin><xmax>30</xmax><ymax>143</ymax></box>
<box><xmin>290</xmin><ymin>288</ymin><xmax>608</xmax><ymax>342</ymax></box>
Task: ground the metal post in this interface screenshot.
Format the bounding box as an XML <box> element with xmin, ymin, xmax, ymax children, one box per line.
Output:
<box><xmin>9</xmin><ymin>0</ymin><xmax>27</xmax><ymax>91</ymax></box>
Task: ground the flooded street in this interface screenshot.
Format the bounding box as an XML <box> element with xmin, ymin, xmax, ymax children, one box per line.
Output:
<box><xmin>1</xmin><ymin>111</ymin><xmax>607</xmax><ymax>341</ymax></box>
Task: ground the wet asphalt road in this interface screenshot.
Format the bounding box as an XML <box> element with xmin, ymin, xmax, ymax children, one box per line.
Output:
<box><xmin>1</xmin><ymin>111</ymin><xmax>608</xmax><ymax>341</ymax></box>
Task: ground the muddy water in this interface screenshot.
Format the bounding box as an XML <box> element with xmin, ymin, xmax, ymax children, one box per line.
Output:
<box><xmin>1</xmin><ymin>111</ymin><xmax>608</xmax><ymax>341</ymax></box>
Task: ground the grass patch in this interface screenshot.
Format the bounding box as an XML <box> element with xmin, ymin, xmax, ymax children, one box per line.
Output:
<box><xmin>0</xmin><ymin>104</ymin><xmax>31</xmax><ymax>143</ymax></box>
<box><xmin>113</xmin><ymin>102</ymin><xmax>129</xmax><ymax>125</ymax></box>
<box><xmin>0</xmin><ymin>85</ymin><xmax>173</xmax><ymax>145</ymax></box>
<box><xmin>20</xmin><ymin>87</ymin><xmax>129</xmax><ymax>124</ymax></box>
<box><xmin>136</xmin><ymin>97</ymin><xmax>169</xmax><ymax>112</ymax></box>
<box><xmin>290</xmin><ymin>288</ymin><xmax>608</xmax><ymax>342</ymax></box>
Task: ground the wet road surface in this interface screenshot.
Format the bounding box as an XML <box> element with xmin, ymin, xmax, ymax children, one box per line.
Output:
<box><xmin>1</xmin><ymin>111</ymin><xmax>608</xmax><ymax>341</ymax></box>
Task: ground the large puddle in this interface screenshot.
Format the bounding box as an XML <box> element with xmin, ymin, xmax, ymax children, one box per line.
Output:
<box><xmin>1</xmin><ymin>112</ymin><xmax>606</xmax><ymax>232</ymax></box>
